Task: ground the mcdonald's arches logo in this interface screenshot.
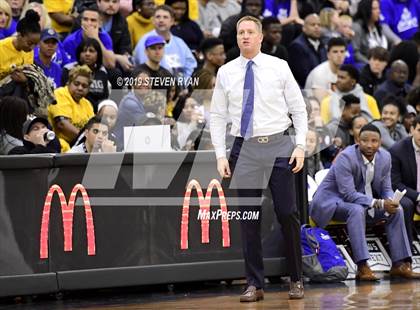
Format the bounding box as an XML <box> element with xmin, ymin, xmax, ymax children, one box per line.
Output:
<box><xmin>40</xmin><ymin>184</ymin><xmax>96</xmax><ymax>259</ymax></box>
<box><xmin>180</xmin><ymin>179</ymin><xmax>230</xmax><ymax>250</ymax></box>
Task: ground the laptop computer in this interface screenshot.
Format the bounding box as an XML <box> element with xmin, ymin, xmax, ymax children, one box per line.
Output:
<box><xmin>123</xmin><ymin>125</ymin><xmax>172</xmax><ymax>152</ymax></box>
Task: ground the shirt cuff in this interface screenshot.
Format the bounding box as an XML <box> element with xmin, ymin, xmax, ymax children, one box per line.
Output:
<box><xmin>370</xmin><ymin>199</ymin><xmax>376</xmax><ymax>208</ymax></box>
<box><xmin>215</xmin><ymin>147</ymin><xmax>226</xmax><ymax>160</ymax></box>
<box><xmin>295</xmin><ymin>134</ymin><xmax>306</xmax><ymax>148</ymax></box>
<box><xmin>417</xmin><ymin>193</ymin><xmax>420</xmax><ymax>202</ymax></box>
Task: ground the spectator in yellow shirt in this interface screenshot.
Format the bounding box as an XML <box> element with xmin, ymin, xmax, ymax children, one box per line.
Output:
<box><xmin>48</xmin><ymin>65</ymin><xmax>95</xmax><ymax>152</ymax></box>
<box><xmin>44</xmin><ymin>0</ymin><xmax>74</xmax><ymax>36</ymax></box>
<box><xmin>127</xmin><ymin>0</ymin><xmax>155</xmax><ymax>49</ymax></box>
<box><xmin>0</xmin><ymin>9</ymin><xmax>40</xmax><ymax>80</ymax></box>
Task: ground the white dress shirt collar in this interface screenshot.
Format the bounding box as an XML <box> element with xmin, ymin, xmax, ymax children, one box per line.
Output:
<box><xmin>362</xmin><ymin>154</ymin><xmax>376</xmax><ymax>166</ymax></box>
<box><xmin>412</xmin><ymin>137</ymin><xmax>420</xmax><ymax>153</ymax></box>
<box><xmin>239</xmin><ymin>52</ymin><xmax>263</xmax><ymax>68</ymax></box>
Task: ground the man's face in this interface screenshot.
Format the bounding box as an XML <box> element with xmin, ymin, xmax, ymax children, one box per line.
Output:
<box><xmin>303</xmin><ymin>15</ymin><xmax>321</xmax><ymax>40</ymax></box>
<box><xmin>171</xmin><ymin>1</ymin><xmax>187</xmax><ymax>21</ymax></box>
<box><xmin>81</xmin><ymin>10</ymin><xmax>100</xmax><ymax>30</ymax></box>
<box><xmin>336</xmin><ymin>70</ymin><xmax>355</xmax><ymax>92</ymax></box>
<box><xmin>68</xmin><ymin>76</ymin><xmax>90</xmax><ymax>102</ymax></box>
<box><xmin>390</xmin><ymin>63</ymin><xmax>409</xmax><ymax>86</ymax></box>
<box><xmin>244</xmin><ymin>0</ymin><xmax>262</xmax><ymax>17</ymax></box>
<box><xmin>153</xmin><ymin>9</ymin><xmax>174</xmax><ymax>33</ymax></box>
<box><xmin>351</xmin><ymin>116</ymin><xmax>368</xmax><ymax>143</ymax></box>
<box><xmin>97</xmin><ymin>0</ymin><xmax>120</xmax><ymax>16</ymax></box>
<box><xmin>342</xmin><ymin>103</ymin><xmax>361</xmax><ymax>124</ymax></box>
<box><xmin>411</xmin><ymin>123</ymin><xmax>420</xmax><ymax>148</ymax></box>
<box><xmin>7</xmin><ymin>0</ymin><xmax>24</xmax><ymax>11</ymax></box>
<box><xmin>328</xmin><ymin>45</ymin><xmax>346</xmax><ymax>67</ymax></box>
<box><xmin>358</xmin><ymin>130</ymin><xmax>381</xmax><ymax>160</ymax></box>
<box><xmin>39</xmin><ymin>38</ymin><xmax>58</xmax><ymax>58</ymax></box>
<box><xmin>237</xmin><ymin>20</ymin><xmax>263</xmax><ymax>55</ymax></box>
<box><xmin>381</xmin><ymin>104</ymin><xmax>400</xmax><ymax>129</ymax></box>
<box><xmin>139</xmin><ymin>0</ymin><xmax>156</xmax><ymax>18</ymax></box>
<box><xmin>85</xmin><ymin>123</ymin><xmax>109</xmax><ymax>152</ymax></box>
<box><xmin>24</xmin><ymin>122</ymin><xmax>48</xmax><ymax>142</ymax></box>
<box><xmin>369</xmin><ymin>57</ymin><xmax>387</xmax><ymax>76</ymax></box>
<box><xmin>207</xmin><ymin>44</ymin><xmax>226</xmax><ymax>67</ymax></box>
<box><xmin>263</xmin><ymin>23</ymin><xmax>282</xmax><ymax>46</ymax></box>
<box><xmin>145</xmin><ymin>43</ymin><xmax>165</xmax><ymax>63</ymax></box>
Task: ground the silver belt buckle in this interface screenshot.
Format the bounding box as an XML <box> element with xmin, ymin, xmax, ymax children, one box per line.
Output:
<box><xmin>257</xmin><ymin>136</ymin><xmax>269</xmax><ymax>144</ymax></box>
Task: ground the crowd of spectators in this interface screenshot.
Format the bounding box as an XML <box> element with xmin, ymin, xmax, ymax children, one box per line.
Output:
<box><xmin>0</xmin><ymin>0</ymin><xmax>418</xmax><ymax>161</ymax></box>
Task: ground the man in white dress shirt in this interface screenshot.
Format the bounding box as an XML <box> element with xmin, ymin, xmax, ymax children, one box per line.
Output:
<box><xmin>210</xmin><ymin>15</ymin><xmax>308</xmax><ymax>302</ymax></box>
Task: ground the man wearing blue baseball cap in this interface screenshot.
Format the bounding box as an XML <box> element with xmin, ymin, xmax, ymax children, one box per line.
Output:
<box><xmin>136</xmin><ymin>35</ymin><xmax>173</xmax><ymax>91</ymax></box>
<box><xmin>133</xmin><ymin>5</ymin><xmax>197</xmax><ymax>79</ymax></box>
<box><xmin>34</xmin><ymin>28</ymin><xmax>63</xmax><ymax>88</ymax></box>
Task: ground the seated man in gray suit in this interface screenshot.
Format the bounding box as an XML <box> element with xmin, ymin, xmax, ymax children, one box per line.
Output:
<box><xmin>310</xmin><ymin>124</ymin><xmax>420</xmax><ymax>281</ymax></box>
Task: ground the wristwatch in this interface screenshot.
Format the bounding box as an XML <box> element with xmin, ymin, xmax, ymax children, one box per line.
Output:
<box><xmin>296</xmin><ymin>144</ymin><xmax>305</xmax><ymax>151</ymax></box>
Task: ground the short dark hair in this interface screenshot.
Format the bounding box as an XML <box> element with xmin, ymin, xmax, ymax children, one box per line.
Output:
<box><xmin>367</xmin><ymin>46</ymin><xmax>389</xmax><ymax>62</ymax></box>
<box><xmin>262</xmin><ymin>16</ymin><xmax>280</xmax><ymax>31</ymax></box>
<box><xmin>82</xmin><ymin>4</ymin><xmax>99</xmax><ymax>15</ymax></box>
<box><xmin>360</xmin><ymin>123</ymin><xmax>381</xmax><ymax>137</ymax></box>
<box><xmin>407</xmin><ymin>87</ymin><xmax>420</xmax><ymax>109</ymax></box>
<box><xmin>339</xmin><ymin>64</ymin><xmax>360</xmax><ymax>82</ymax></box>
<box><xmin>155</xmin><ymin>5</ymin><xmax>175</xmax><ymax>18</ymax></box>
<box><xmin>351</xmin><ymin>114</ymin><xmax>368</xmax><ymax>129</ymax></box>
<box><xmin>85</xmin><ymin>116</ymin><xmax>108</xmax><ymax>130</ymax></box>
<box><xmin>412</xmin><ymin>115</ymin><xmax>420</xmax><ymax>129</ymax></box>
<box><xmin>327</xmin><ymin>37</ymin><xmax>347</xmax><ymax>52</ymax></box>
<box><xmin>199</xmin><ymin>38</ymin><xmax>224</xmax><ymax>54</ymax></box>
<box><xmin>340</xmin><ymin>94</ymin><xmax>360</xmax><ymax>108</ymax></box>
<box><xmin>381</xmin><ymin>95</ymin><xmax>406</xmax><ymax>115</ymax></box>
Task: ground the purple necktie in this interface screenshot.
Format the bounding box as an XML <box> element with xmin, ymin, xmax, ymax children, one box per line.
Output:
<box><xmin>240</xmin><ymin>60</ymin><xmax>254</xmax><ymax>140</ymax></box>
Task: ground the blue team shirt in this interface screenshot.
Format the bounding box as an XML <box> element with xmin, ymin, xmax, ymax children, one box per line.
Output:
<box><xmin>263</xmin><ymin>0</ymin><xmax>290</xmax><ymax>19</ymax></box>
<box><xmin>34</xmin><ymin>41</ymin><xmax>71</xmax><ymax>68</ymax></box>
<box><xmin>62</xmin><ymin>29</ymin><xmax>113</xmax><ymax>63</ymax></box>
<box><xmin>34</xmin><ymin>53</ymin><xmax>62</xmax><ymax>88</ymax></box>
<box><xmin>0</xmin><ymin>19</ymin><xmax>17</xmax><ymax>39</ymax></box>
<box><xmin>380</xmin><ymin>0</ymin><xmax>420</xmax><ymax>40</ymax></box>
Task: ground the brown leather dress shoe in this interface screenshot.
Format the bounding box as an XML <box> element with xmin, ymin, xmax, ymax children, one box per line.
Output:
<box><xmin>390</xmin><ymin>262</ymin><xmax>420</xmax><ymax>279</ymax></box>
<box><xmin>356</xmin><ymin>264</ymin><xmax>380</xmax><ymax>281</ymax></box>
<box><xmin>239</xmin><ymin>286</ymin><xmax>264</xmax><ymax>302</ymax></box>
<box><xmin>288</xmin><ymin>280</ymin><xmax>304</xmax><ymax>299</ymax></box>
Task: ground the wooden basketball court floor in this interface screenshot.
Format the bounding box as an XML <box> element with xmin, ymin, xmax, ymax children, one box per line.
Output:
<box><xmin>1</xmin><ymin>278</ymin><xmax>420</xmax><ymax>309</ymax></box>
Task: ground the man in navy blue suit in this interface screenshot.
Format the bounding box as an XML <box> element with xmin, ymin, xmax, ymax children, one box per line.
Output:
<box><xmin>287</xmin><ymin>14</ymin><xmax>327</xmax><ymax>88</ymax></box>
<box><xmin>390</xmin><ymin>115</ymin><xmax>420</xmax><ymax>245</ymax></box>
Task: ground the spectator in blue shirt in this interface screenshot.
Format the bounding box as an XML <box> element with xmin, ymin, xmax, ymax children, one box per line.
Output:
<box><xmin>380</xmin><ymin>0</ymin><xmax>420</xmax><ymax>40</ymax></box>
<box><xmin>63</xmin><ymin>6</ymin><xmax>116</xmax><ymax>69</ymax></box>
<box><xmin>34</xmin><ymin>28</ymin><xmax>62</xmax><ymax>88</ymax></box>
<box><xmin>133</xmin><ymin>5</ymin><xmax>197</xmax><ymax>79</ymax></box>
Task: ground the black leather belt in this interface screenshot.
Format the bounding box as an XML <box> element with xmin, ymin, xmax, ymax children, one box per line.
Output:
<box><xmin>239</xmin><ymin>132</ymin><xmax>286</xmax><ymax>144</ymax></box>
